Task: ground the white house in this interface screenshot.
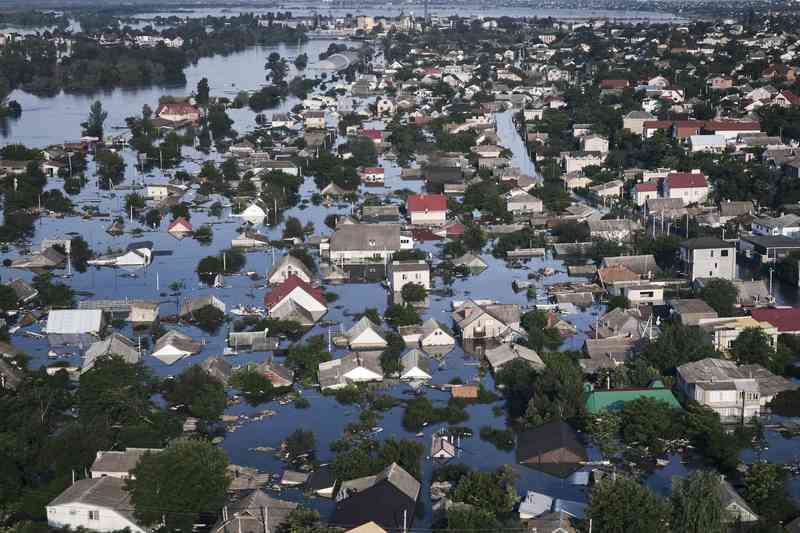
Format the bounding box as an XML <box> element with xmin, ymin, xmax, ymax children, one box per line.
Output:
<box><xmin>345</xmin><ymin>317</ymin><xmax>387</xmax><ymax>350</ymax></box>
<box><xmin>679</xmin><ymin>237</ymin><xmax>736</xmax><ymax>281</ymax></box>
<box><xmin>664</xmin><ymin>171</ymin><xmax>709</xmax><ymax>205</ymax></box>
<box><xmin>152</xmin><ymin>330</ymin><xmax>202</xmax><ymax>365</ymax></box>
<box><xmin>87</xmin><ymin>243</ymin><xmax>153</xmax><ymax>268</ymax></box>
<box><xmin>91</xmin><ymin>448</ymin><xmax>161</xmax><ymax>479</ymax></box>
<box><xmin>265</xmin><ymin>275</ymin><xmax>328</xmax><ymax>326</ymax></box>
<box><xmin>389</xmin><ymin>260</ymin><xmax>430</xmax><ymax>293</ymax></box>
<box><xmin>324</xmin><ymin>224</ymin><xmax>412</xmax><ymax>264</ymax></box>
<box><xmin>318</xmin><ymin>351</ymin><xmax>384</xmax><ymax>389</ymax></box>
<box><xmin>407</xmin><ymin>194</ymin><xmax>448</xmax><ymax>226</ymax></box>
<box><xmin>47</xmin><ymin>477</ymin><xmax>147</xmax><ymax>533</ymax></box>
<box><xmin>268</xmin><ymin>254</ymin><xmax>314</xmax><ymax>285</ymax></box>
<box><xmin>506</xmin><ymin>190</ymin><xmax>543</xmax><ymax>214</ymax></box>
<box><xmin>400</xmin><ymin>349</ymin><xmax>432</xmax><ymax>381</ymax></box>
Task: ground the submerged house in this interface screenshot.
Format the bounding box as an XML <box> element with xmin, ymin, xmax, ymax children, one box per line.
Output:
<box><xmin>210</xmin><ymin>489</ymin><xmax>297</xmax><ymax>533</ymax></box>
<box><xmin>318</xmin><ymin>351</ymin><xmax>384</xmax><ymax>389</ymax></box>
<box><xmin>451</xmin><ymin>300</ymin><xmax>522</xmax><ymax>340</ymax></box>
<box><xmin>333</xmin><ymin>463</ymin><xmax>420</xmax><ymax>531</ymax></box>
<box><xmin>152</xmin><ymin>330</ymin><xmax>202</xmax><ymax>365</ymax></box>
<box><xmin>268</xmin><ymin>254</ymin><xmax>314</xmax><ymax>285</ymax></box>
<box><xmin>344</xmin><ymin>317</ymin><xmax>388</xmax><ymax>350</ymax></box>
<box><xmin>83</xmin><ymin>333</ymin><xmax>140</xmax><ymax>374</ymax></box>
<box><xmin>517</xmin><ymin>420</ymin><xmax>588</xmax><ymax>477</ymax></box>
<box><xmin>87</xmin><ymin>242</ymin><xmax>153</xmax><ymax>268</ymax></box>
<box><xmin>264</xmin><ymin>275</ymin><xmax>327</xmax><ymax>326</ymax></box>
<box><xmin>399</xmin><ymin>349</ymin><xmax>432</xmax><ymax>381</ymax></box>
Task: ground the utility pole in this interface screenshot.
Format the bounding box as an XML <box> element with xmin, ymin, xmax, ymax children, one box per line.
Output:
<box><xmin>769</xmin><ymin>266</ymin><xmax>774</xmax><ymax>298</ymax></box>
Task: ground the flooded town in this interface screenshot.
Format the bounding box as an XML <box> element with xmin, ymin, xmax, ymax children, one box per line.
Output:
<box><xmin>3</xmin><ymin>1</ymin><xmax>800</xmax><ymax>532</ymax></box>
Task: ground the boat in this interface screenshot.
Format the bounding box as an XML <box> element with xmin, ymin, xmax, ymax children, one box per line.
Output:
<box><xmin>371</xmin><ymin>426</ymin><xmax>384</xmax><ymax>434</ymax></box>
<box><xmin>231</xmin><ymin>304</ymin><xmax>266</xmax><ymax>317</ymax></box>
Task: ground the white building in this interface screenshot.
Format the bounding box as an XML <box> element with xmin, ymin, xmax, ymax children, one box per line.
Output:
<box><xmin>679</xmin><ymin>237</ymin><xmax>736</xmax><ymax>281</ymax></box>
<box><xmin>389</xmin><ymin>260</ymin><xmax>430</xmax><ymax>293</ymax></box>
<box><xmin>47</xmin><ymin>477</ymin><xmax>147</xmax><ymax>533</ymax></box>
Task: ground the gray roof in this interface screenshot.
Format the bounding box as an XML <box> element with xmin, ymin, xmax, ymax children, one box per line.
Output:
<box><xmin>670</xmin><ymin>298</ymin><xmax>718</xmax><ymax>317</ymax></box>
<box><xmin>318</xmin><ymin>351</ymin><xmax>384</xmax><ymax>388</ymax></box>
<box><xmin>83</xmin><ymin>333</ymin><xmax>140</xmax><ymax>373</ymax></box>
<box><xmin>453</xmin><ymin>253</ymin><xmax>488</xmax><ymax>269</ymax></box>
<box><xmin>330</xmin><ymin>224</ymin><xmax>402</xmax><ymax>252</ymax></box>
<box><xmin>601</xmin><ymin>255</ymin><xmax>662</xmax><ymax>277</ymax></box>
<box><xmin>720</xmin><ymin>480</ymin><xmax>758</xmax><ymax>520</ymax></box>
<box><xmin>719</xmin><ymin>201</ymin><xmax>753</xmax><ymax>217</ymax></box>
<box><xmin>677</xmin><ymin>358</ymin><xmax>798</xmax><ymax>397</ymax></box>
<box><xmin>91</xmin><ymin>448</ymin><xmax>161</xmax><ymax>475</ymax></box>
<box><xmin>268</xmin><ymin>254</ymin><xmax>313</xmax><ymax>282</ymax></box>
<box><xmin>6</xmin><ymin>278</ymin><xmax>37</xmax><ymax>302</ymax></box>
<box><xmin>154</xmin><ymin>330</ymin><xmax>202</xmax><ymax>354</ymax></box>
<box><xmin>587</xmin><ymin>219</ymin><xmax>642</xmax><ymax>233</ymax></box>
<box><xmin>400</xmin><ymin>349</ymin><xmax>431</xmax><ymax>376</ymax></box>
<box><xmin>200</xmin><ymin>356</ymin><xmax>233</xmax><ymax>385</ymax></box>
<box><xmin>391</xmin><ymin>260</ymin><xmax>428</xmax><ymax>272</ymax></box>
<box><xmin>680</xmin><ymin>237</ymin><xmax>734</xmax><ymax>250</ymax></box>
<box><xmin>339</xmin><ymin>463</ymin><xmax>420</xmax><ymax>503</ymax></box>
<box><xmin>346</xmin><ymin>317</ymin><xmax>386</xmax><ymax>342</ymax></box>
<box><xmin>48</xmin><ymin>477</ymin><xmax>137</xmax><ymax>525</ymax></box>
<box><xmin>45</xmin><ymin>309</ymin><xmax>104</xmax><ymax>335</ymax></box>
<box><xmin>485</xmin><ymin>343</ymin><xmax>545</xmax><ymax>372</ymax></box>
<box><xmin>211</xmin><ymin>489</ymin><xmax>297</xmax><ymax>533</ymax></box>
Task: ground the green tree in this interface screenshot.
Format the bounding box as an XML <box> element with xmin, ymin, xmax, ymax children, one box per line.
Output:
<box><xmin>81</xmin><ymin>100</ymin><xmax>107</xmax><ymax>138</ymax></box>
<box><xmin>0</xmin><ymin>284</ymin><xmax>19</xmax><ymax>311</ymax></box>
<box><xmin>163</xmin><ymin>366</ymin><xmax>226</xmax><ymax>421</ymax></box>
<box><xmin>586</xmin><ymin>478</ymin><xmax>670</xmax><ymax>533</ymax></box>
<box><xmin>729</xmin><ymin>327</ymin><xmax>775</xmax><ymax>368</ymax></box>
<box><xmin>283</xmin><ymin>216</ymin><xmax>304</xmax><ymax>240</ymax></box>
<box><xmin>744</xmin><ymin>460</ymin><xmax>794</xmax><ymax>523</ymax></box>
<box><xmin>520</xmin><ymin>309</ymin><xmax>563</xmax><ymax>352</ymax></box>
<box><xmin>670</xmin><ymin>471</ymin><xmax>728</xmax><ymax>533</ymax></box>
<box><xmin>462</xmin><ymin>223</ymin><xmax>486</xmax><ymax>252</ymax></box>
<box><xmin>451</xmin><ymin>466</ymin><xmax>519</xmax><ymax>514</ymax></box>
<box><xmin>384</xmin><ymin>303</ymin><xmax>421</xmax><ymax>327</ymax></box>
<box><xmin>127</xmin><ymin>441</ymin><xmax>230</xmax><ymax>533</ymax></box>
<box><xmin>285</xmin><ymin>336</ymin><xmax>330</xmax><ymax>383</ymax></box>
<box><xmin>619</xmin><ymin>397</ymin><xmax>682</xmax><ymax>454</ymax></box>
<box><xmin>294</xmin><ymin>53</ymin><xmax>308</xmax><ymax>70</ymax></box>
<box><xmin>641</xmin><ymin>322</ymin><xmax>718</xmax><ymax>372</ymax></box>
<box><xmin>445</xmin><ymin>508</ymin><xmax>499</xmax><ymax>530</ymax></box>
<box><xmin>229</xmin><ymin>369</ymin><xmax>276</xmax><ymax>405</ymax></box>
<box><xmin>401</xmin><ymin>282</ymin><xmax>426</xmax><ymax>303</ymax></box>
<box><xmin>699</xmin><ymin>278</ymin><xmax>739</xmax><ymax>317</ymax></box>
<box><xmin>196</xmin><ymin>77</ymin><xmax>210</xmax><ymax>107</ymax></box>
<box><xmin>285</xmin><ymin>429</ymin><xmax>315</xmax><ymax>459</ymax></box>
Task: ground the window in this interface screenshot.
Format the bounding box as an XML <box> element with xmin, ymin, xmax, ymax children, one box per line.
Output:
<box><xmin>88</xmin><ymin>511</ymin><xmax>99</xmax><ymax>521</ymax></box>
<box><xmin>402</xmin><ymin>274</ymin><xmax>407</xmax><ymax>280</ymax></box>
<box><xmin>721</xmin><ymin>250</ymin><xmax>729</xmax><ymax>257</ymax></box>
<box><xmin>710</xmin><ymin>250</ymin><xmax>714</xmax><ymax>257</ymax></box>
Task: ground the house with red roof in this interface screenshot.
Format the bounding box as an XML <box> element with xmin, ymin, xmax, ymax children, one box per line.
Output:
<box><xmin>664</xmin><ymin>172</ymin><xmax>709</xmax><ymax>205</ymax></box>
<box><xmin>407</xmin><ymin>194</ymin><xmax>448</xmax><ymax>226</ymax></box>
<box><xmin>360</xmin><ymin>166</ymin><xmax>385</xmax><ymax>184</ymax></box>
<box><xmin>751</xmin><ymin>308</ymin><xmax>800</xmax><ymax>335</ymax></box>
<box><xmin>672</xmin><ymin>120</ymin><xmax>705</xmax><ymax>140</ymax></box>
<box><xmin>156</xmin><ymin>102</ymin><xmax>201</xmax><ymax>123</ymax></box>
<box><xmin>361</xmin><ymin>129</ymin><xmax>384</xmax><ymax>144</ymax></box>
<box><xmin>167</xmin><ymin>217</ymin><xmax>193</xmax><ymax>235</ymax></box>
<box><xmin>703</xmin><ymin>120</ymin><xmax>762</xmax><ymax>141</ymax></box>
<box><xmin>599</xmin><ymin>79</ymin><xmax>629</xmax><ymax>91</ymax></box>
<box><xmin>633</xmin><ymin>182</ymin><xmax>659</xmax><ymax>207</ymax></box>
<box><xmin>773</xmin><ymin>90</ymin><xmax>800</xmax><ymax>108</ymax></box>
<box><xmin>642</xmin><ymin>120</ymin><xmax>673</xmax><ymax>139</ymax></box>
<box><xmin>264</xmin><ymin>275</ymin><xmax>328</xmax><ymax>326</ymax></box>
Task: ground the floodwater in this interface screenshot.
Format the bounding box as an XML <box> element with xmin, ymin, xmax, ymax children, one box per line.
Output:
<box><xmin>0</xmin><ymin>13</ymin><xmax>797</xmax><ymax>523</ymax></box>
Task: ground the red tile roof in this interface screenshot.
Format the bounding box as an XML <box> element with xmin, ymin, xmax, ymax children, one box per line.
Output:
<box><xmin>264</xmin><ymin>275</ymin><xmax>326</xmax><ymax>308</ymax></box>
<box><xmin>751</xmin><ymin>308</ymin><xmax>800</xmax><ymax>333</ymax></box>
<box><xmin>643</xmin><ymin>120</ymin><xmax>673</xmax><ymax>129</ymax></box>
<box><xmin>779</xmin><ymin>90</ymin><xmax>800</xmax><ymax>105</ymax></box>
<box><xmin>407</xmin><ymin>194</ymin><xmax>448</xmax><ymax>213</ymax></box>
<box><xmin>361</xmin><ymin>129</ymin><xmax>383</xmax><ymax>140</ymax></box>
<box><xmin>362</xmin><ymin>166</ymin><xmax>384</xmax><ymax>174</ymax></box>
<box><xmin>157</xmin><ymin>103</ymin><xmax>199</xmax><ymax>116</ymax></box>
<box><xmin>600</xmin><ymin>79</ymin><xmax>629</xmax><ymax>89</ymax></box>
<box><xmin>667</xmin><ymin>172</ymin><xmax>707</xmax><ymax>189</ymax></box>
<box><xmin>635</xmin><ymin>182</ymin><xmax>658</xmax><ymax>192</ymax></box>
<box><xmin>168</xmin><ymin>217</ymin><xmax>193</xmax><ymax>232</ymax></box>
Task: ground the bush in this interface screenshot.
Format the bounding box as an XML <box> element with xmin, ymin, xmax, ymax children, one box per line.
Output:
<box><xmin>384</xmin><ymin>303</ymin><xmax>421</xmax><ymax>327</ymax></box>
<box><xmin>229</xmin><ymin>369</ymin><xmax>277</xmax><ymax>405</ymax></box>
<box><xmin>191</xmin><ymin>305</ymin><xmax>225</xmax><ymax>333</ymax></box>
<box><xmin>479</xmin><ymin>426</ymin><xmax>515</xmax><ymax>451</ymax></box>
<box><xmin>285</xmin><ymin>429</ymin><xmax>315</xmax><ymax>459</ymax></box>
<box><xmin>401</xmin><ymin>282</ymin><xmax>427</xmax><ymax>303</ymax></box>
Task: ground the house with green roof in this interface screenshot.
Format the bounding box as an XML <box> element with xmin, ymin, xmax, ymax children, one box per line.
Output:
<box><xmin>585</xmin><ymin>381</ymin><xmax>681</xmax><ymax>413</ymax></box>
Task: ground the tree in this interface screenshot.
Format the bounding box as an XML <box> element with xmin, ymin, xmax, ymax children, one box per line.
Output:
<box><xmin>127</xmin><ymin>441</ymin><xmax>230</xmax><ymax>533</ymax></box>
<box><xmin>744</xmin><ymin>460</ymin><xmax>794</xmax><ymax>523</ymax></box>
<box><xmin>356</xmin><ymin>308</ymin><xmax>382</xmax><ymax>325</ymax></box>
<box><xmin>283</xmin><ymin>216</ymin><xmax>304</xmax><ymax>240</ymax></box>
<box><xmin>462</xmin><ymin>223</ymin><xmax>486</xmax><ymax>252</ymax></box>
<box><xmin>451</xmin><ymin>466</ymin><xmax>519</xmax><ymax>514</ymax></box>
<box><xmin>229</xmin><ymin>369</ymin><xmax>276</xmax><ymax>405</ymax></box>
<box><xmin>82</xmin><ymin>100</ymin><xmax>107</xmax><ymax>138</ymax></box>
<box><xmin>163</xmin><ymin>366</ymin><xmax>226</xmax><ymax>421</ymax></box>
<box><xmin>196</xmin><ymin>77</ymin><xmax>210</xmax><ymax>107</ymax></box>
<box><xmin>383</xmin><ymin>303</ymin><xmax>421</xmax><ymax>327</ymax></box>
<box><xmin>729</xmin><ymin>327</ymin><xmax>775</xmax><ymax>368</ymax></box>
<box><xmin>670</xmin><ymin>471</ymin><xmax>728</xmax><ymax>533</ymax></box>
<box><xmin>275</xmin><ymin>507</ymin><xmax>335</xmax><ymax>533</ymax></box>
<box><xmin>285</xmin><ymin>429</ymin><xmax>315</xmax><ymax>459</ymax></box>
<box><xmin>699</xmin><ymin>278</ymin><xmax>739</xmax><ymax>317</ymax></box>
<box><xmin>285</xmin><ymin>336</ymin><xmax>330</xmax><ymax>383</ymax></box>
<box><xmin>619</xmin><ymin>397</ymin><xmax>681</xmax><ymax>454</ymax></box>
<box><xmin>641</xmin><ymin>322</ymin><xmax>718</xmax><ymax>372</ymax></box>
<box><xmin>380</xmin><ymin>331</ymin><xmax>405</xmax><ymax>376</ymax></box>
<box><xmin>401</xmin><ymin>282</ymin><xmax>426</xmax><ymax>303</ymax></box>
<box><xmin>0</xmin><ymin>284</ymin><xmax>19</xmax><ymax>311</ymax></box>
<box><xmin>294</xmin><ymin>53</ymin><xmax>308</xmax><ymax>70</ymax></box>
<box><xmin>125</xmin><ymin>193</ymin><xmax>146</xmax><ymax>214</ymax></box>
<box><xmin>520</xmin><ymin>310</ymin><xmax>563</xmax><ymax>352</ymax></box>
<box><xmin>586</xmin><ymin>478</ymin><xmax>670</xmax><ymax>533</ymax></box>
<box><xmin>170</xmin><ymin>202</ymin><xmax>191</xmax><ymax>221</ymax></box>
<box><xmin>445</xmin><ymin>508</ymin><xmax>499</xmax><ymax>531</ymax></box>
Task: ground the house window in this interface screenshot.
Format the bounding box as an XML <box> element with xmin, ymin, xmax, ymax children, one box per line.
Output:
<box><xmin>88</xmin><ymin>510</ymin><xmax>99</xmax><ymax>520</ymax></box>
<box><xmin>710</xmin><ymin>250</ymin><xmax>714</xmax><ymax>257</ymax></box>
<box><xmin>402</xmin><ymin>274</ymin><xmax>407</xmax><ymax>280</ymax></box>
<box><xmin>721</xmin><ymin>250</ymin><xmax>729</xmax><ymax>257</ymax></box>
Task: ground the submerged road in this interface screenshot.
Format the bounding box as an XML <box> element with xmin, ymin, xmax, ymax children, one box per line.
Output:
<box><xmin>495</xmin><ymin>109</ymin><xmax>541</xmax><ymax>181</ymax></box>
